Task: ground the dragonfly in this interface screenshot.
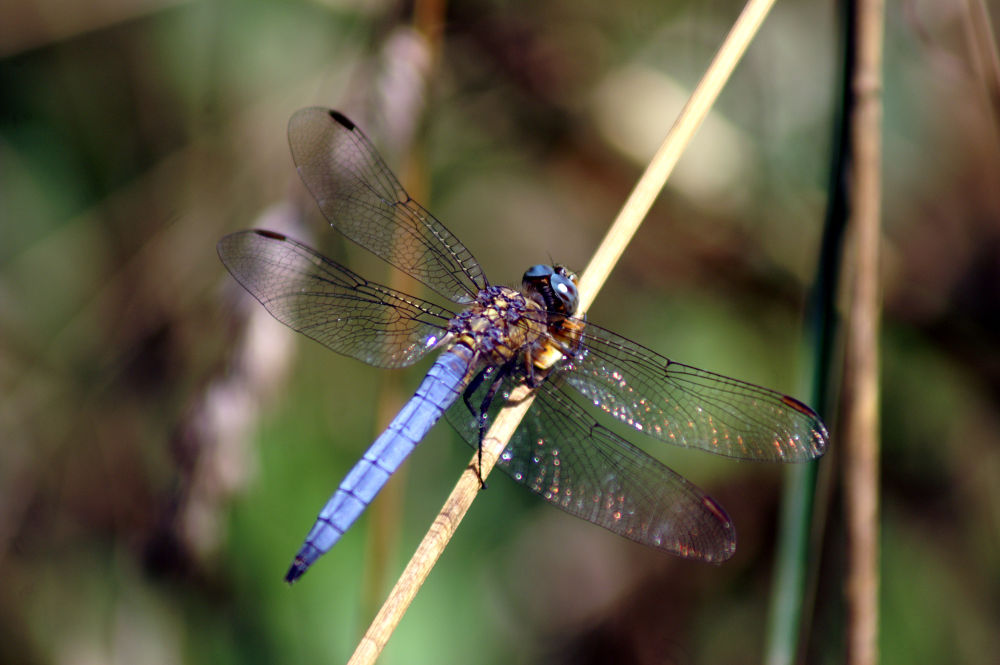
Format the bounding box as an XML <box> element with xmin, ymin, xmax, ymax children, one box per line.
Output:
<box><xmin>218</xmin><ymin>108</ymin><xmax>828</xmax><ymax>584</ymax></box>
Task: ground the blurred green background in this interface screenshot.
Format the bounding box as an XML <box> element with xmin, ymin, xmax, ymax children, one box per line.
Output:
<box><xmin>2</xmin><ymin>0</ymin><xmax>998</xmax><ymax>663</ymax></box>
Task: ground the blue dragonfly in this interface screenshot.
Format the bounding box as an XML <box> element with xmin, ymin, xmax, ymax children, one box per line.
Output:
<box><xmin>218</xmin><ymin>108</ymin><xmax>828</xmax><ymax>583</ymax></box>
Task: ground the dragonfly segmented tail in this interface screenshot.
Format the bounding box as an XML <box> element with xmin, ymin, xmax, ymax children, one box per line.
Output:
<box><xmin>285</xmin><ymin>345</ymin><xmax>474</xmax><ymax>582</ymax></box>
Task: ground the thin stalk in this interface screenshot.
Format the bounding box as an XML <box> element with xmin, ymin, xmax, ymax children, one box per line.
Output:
<box><xmin>349</xmin><ymin>0</ymin><xmax>779</xmax><ymax>662</ymax></box>
<box><xmin>961</xmin><ymin>0</ymin><xmax>1000</xmax><ymax>144</ymax></box>
<box><xmin>843</xmin><ymin>0</ymin><xmax>884</xmax><ymax>662</ymax></box>
<box><xmin>764</xmin><ymin>0</ymin><xmax>854</xmax><ymax>659</ymax></box>
<box><xmin>360</xmin><ymin>0</ymin><xmax>448</xmax><ymax>625</ymax></box>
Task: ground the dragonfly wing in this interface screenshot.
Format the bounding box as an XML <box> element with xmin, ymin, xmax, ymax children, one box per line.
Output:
<box><xmin>561</xmin><ymin>320</ymin><xmax>828</xmax><ymax>462</ymax></box>
<box><xmin>288</xmin><ymin>108</ymin><xmax>487</xmax><ymax>304</ymax></box>
<box><xmin>445</xmin><ymin>372</ymin><xmax>736</xmax><ymax>562</ymax></box>
<box><xmin>218</xmin><ymin>230</ymin><xmax>453</xmax><ymax>368</ymax></box>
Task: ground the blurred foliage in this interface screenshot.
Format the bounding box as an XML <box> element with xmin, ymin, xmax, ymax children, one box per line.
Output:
<box><xmin>1</xmin><ymin>0</ymin><xmax>998</xmax><ymax>663</ymax></box>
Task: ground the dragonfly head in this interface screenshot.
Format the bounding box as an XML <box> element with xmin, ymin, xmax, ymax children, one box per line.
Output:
<box><xmin>522</xmin><ymin>264</ymin><xmax>579</xmax><ymax>316</ymax></box>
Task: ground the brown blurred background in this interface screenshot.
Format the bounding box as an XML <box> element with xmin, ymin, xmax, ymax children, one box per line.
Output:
<box><xmin>1</xmin><ymin>1</ymin><xmax>997</xmax><ymax>663</ymax></box>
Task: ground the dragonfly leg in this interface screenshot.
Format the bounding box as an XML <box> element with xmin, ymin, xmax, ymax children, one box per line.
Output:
<box><xmin>462</xmin><ymin>365</ymin><xmax>495</xmax><ymax>417</ymax></box>
<box><xmin>461</xmin><ymin>365</ymin><xmax>495</xmax><ymax>488</ymax></box>
<box><xmin>523</xmin><ymin>352</ymin><xmax>542</xmax><ymax>388</ymax></box>
<box><xmin>466</xmin><ymin>361</ymin><xmax>518</xmax><ymax>488</ymax></box>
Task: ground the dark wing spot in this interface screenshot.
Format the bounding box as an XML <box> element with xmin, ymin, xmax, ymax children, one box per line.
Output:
<box><xmin>702</xmin><ymin>496</ymin><xmax>732</xmax><ymax>526</ymax></box>
<box><xmin>780</xmin><ymin>394</ymin><xmax>818</xmax><ymax>417</ymax></box>
<box><xmin>328</xmin><ymin>109</ymin><xmax>356</xmax><ymax>130</ymax></box>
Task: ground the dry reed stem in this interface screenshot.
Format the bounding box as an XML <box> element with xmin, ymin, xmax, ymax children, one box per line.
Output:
<box><xmin>961</xmin><ymin>0</ymin><xmax>1000</xmax><ymax>143</ymax></box>
<box><xmin>844</xmin><ymin>0</ymin><xmax>884</xmax><ymax>664</ymax></box>
<box><xmin>348</xmin><ymin>0</ymin><xmax>778</xmax><ymax>661</ymax></box>
<box><xmin>361</xmin><ymin>0</ymin><xmax>448</xmax><ymax>624</ymax></box>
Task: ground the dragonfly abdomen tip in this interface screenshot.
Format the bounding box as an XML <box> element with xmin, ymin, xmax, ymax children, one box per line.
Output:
<box><xmin>284</xmin><ymin>557</ymin><xmax>309</xmax><ymax>584</ymax></box>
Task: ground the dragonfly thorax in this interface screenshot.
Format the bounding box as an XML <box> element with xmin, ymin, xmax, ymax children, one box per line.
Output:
<box><xmin>447</xmin><ymin>285</ymin><xmax>549</xmax><ymax>368</ymax></box>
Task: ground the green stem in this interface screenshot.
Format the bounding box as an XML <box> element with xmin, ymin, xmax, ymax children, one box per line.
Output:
<box><xmin>763</xmin><ymin>0</ymin><xmax>854</xmax><ymax>661</ymax></box>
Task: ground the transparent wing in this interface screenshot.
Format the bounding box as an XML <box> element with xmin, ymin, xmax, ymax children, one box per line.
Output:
<box><xmin>445</xmin><ymin>370</ymin><xmax>736</xmax><ymax>562</ymax></box>
<box><xmin>217</xmin><ymin>230</ymin><xmax>454</xmax><ymax>369</ymax></box>
<box><xmin>288</xmin><ymin>108</ymin><xmax>487</xmax><ymax>304</ymax></box>
<box><xmin>560</xmin><ymin>320</ymin><xmax>828</xmax><ymax>462</ymax></box>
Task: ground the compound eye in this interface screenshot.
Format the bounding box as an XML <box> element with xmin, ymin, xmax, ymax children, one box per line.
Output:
<box><xmin>521</xmin><ymin>263</ymin><xmax>579</xmax><ymax>314</ymax></box>
<box><xmin>523</xmin><ymin>264</ymin><xmax>554</xmax><ymax>281</ymax></box>
<box><xmin>550</xmin><ymin>273</ymin><xmax>579</xmax><ymax>315</ymax></box>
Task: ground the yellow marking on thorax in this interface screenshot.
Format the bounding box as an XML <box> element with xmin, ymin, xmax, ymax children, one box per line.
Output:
<box><xmin>530</xmin><ymin>316</ymin><xmax>586</xmax><ymax>372</ymax></box>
